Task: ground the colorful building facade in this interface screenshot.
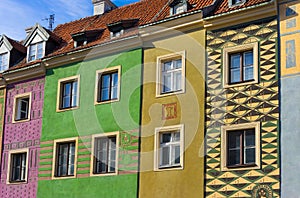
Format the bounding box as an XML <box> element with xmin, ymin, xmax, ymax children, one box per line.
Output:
<box><xmin>0</xmin><ymin>74</ymin><xmax>44</xmax><ymax>198</ymax></box>
<box><xmin>278</xmin><ymin>0</ymin><xmax>300</xmax><ymax>196</ymax></box>
<box><xmin>205</xmin><ymin>1</ymin><xmax>280</xmax><ymax>197</ymax></box>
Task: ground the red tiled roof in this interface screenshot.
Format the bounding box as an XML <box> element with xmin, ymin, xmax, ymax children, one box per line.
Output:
<box><xmin>213</xmin><ymin>0</ymin><xmax>272</xmax><ymax>15</ymax></box>
<box><xmin>6</xmin><ymin>37</ymin><xmax>26</xmax><ymax>54</ymax></box>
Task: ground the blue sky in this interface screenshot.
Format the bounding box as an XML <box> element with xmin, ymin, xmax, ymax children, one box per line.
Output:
<box><xmin>0</xmin><ymin>0</ymin><xmax>139</xmax><ymax>41</ymax></box>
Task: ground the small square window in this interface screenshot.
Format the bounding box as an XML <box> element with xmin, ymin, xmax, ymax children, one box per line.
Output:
<box><xmin>156</xmin><ymin>51</ymin><xmax>185</xmax><ymax>97</ymax></box>
<box><xmin>0</xmin><ymin>52</ymin><xmax>9</xmax><ymax>72</ymax></box>
<box><xmin>110</xmin><ymin>29</ymin><xmax>124</xmax><ymax>39</ymax></box>
<box><xmin>7</xmin><ymin>149</ymin><xmax>29</xmax><ymax>184</ymax></box>
<box><xmin>154</xmin><ymin>125</ymin><xmax>184</xmax><ymax>171</ymax></box>
<box><xmin>221</xmin><ymin>122</ymin><xmax>261</xmax><ymax>171</ymax></box>
<box><xmin>13</xmin><ymin>93</ymin><xmax>31</xmax><ymax>123</ymax></box>
<box><xmin>286</xmin><ymin>5</ymin><xmax>297</xmax><ymax>17</ymax></box>
<box><xmin>91</xmin><ymin>132</ymin><xmax>119</xmax><ymax>176</ymax></box>
<box><xmin>57</xmin><ymin>76</ymin><xmax>80</xmax><ymax>111</ymax></box>
<box><xmin>28</xmin><ymin>42</ymin><xmax>43</xmax><ymax>62</ymax></box>
<box><xmin>223</xmin><ymin>43</ymin><xmax>258</xmax><ymax>88</ymax></box>
<box><xmin>95</xmin><ymin>66</ymin><xmax>120</xmax><ymax>104</ymax></box>
<box><xmin>52</xmin><ymin>138</ymin><xmax>78</xmax><ymax>179</ymax></box>
<box><xmin>229</xmin><ymin>0</ymin><xmax>245</xmax><ymax>7</ymax></box>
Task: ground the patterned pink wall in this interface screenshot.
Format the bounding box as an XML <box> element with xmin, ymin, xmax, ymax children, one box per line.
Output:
<box><xmin>0</xmin><ymin>77</ymin><xmax>44</xmax><ymax>198</ymax></box>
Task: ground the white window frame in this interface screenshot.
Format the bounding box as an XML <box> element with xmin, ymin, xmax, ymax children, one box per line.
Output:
<box><xmin>156</xmin><ymin>51</ymin><xmax>186</xmax><ymax>97</ymax></box>
<box><xmin>154</xmin><ymin>124</ymin><xmax>184</xmax><ymax>171</ymax></box>
<box><xmin>110</xmin><ymin>29</ymin><xmax>124</xmax><ymax>39</ymax></box>
<box><xmin>170</xmin><ymin>2</ymin><xmax>187</xmax><ymax>15</ymax></box>
<box><xmin>94</xmin><ymin>66</ymin><xmax>121</xmax><ymax>105</ymax></box>
<box><xmin>229</xmin><ymin>0</ymin><xmax>246</xmax><ymax>7</ymax></box>
<box><xmin>221</xmin><ymin>122</ymin><xmax>261</xmax><ymax>171</ymax></box>
<box><xmin>90</xmin><ymin>132</ymin><xmax>119</xmax><ymax>177</ymax></box>
<box><xmin>7</xmin><ymin>148</ymin><xmax>29</xmax><ymax>184</ymax></box>
<box><xmin>223</xmin><ymin>42</ymin><xmax>259</xmax><ymax>88</ymax></box>
<box><xmin>12</xmin><ymin>92</ymin><xmax>31</xmax><ymax>123</ymax></box>
<box><xmin>0</xmin><ymin>52</ymin><xmax>9</xmax><ymax>72</ymax></box>
<box><xmin>27</xmin><ymin>41</ymin><xmax>45</xmax><ymax>62</ymax></box>
<box><xmin>52</xmin><ymin>137</ymin><xmax>78</xmax><ymax>180</ymax></box>
<box><xmin>56</xmin><ymin>75</ymin><xmax>80</xmax><ymax>112</ymax></box>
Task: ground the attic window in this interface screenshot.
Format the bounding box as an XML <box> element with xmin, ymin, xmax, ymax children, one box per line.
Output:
<box><xmin>229</xmin><ymin>0</ymin><xmax>246</xmax><ymax>7</ymax></box>
<box><xmin>0</xmin><ymin>53</ymin><xmax>8</xmax><ymax>72</ymax></box>
<box><xmin>28</xmin><ymin>42</ymin><xmax>43</xmax><ymax>62</ymax></box>
<box><xmin>107</xmin><ymin>19</ymin><xmax>139</xmax><ymax>39</ymax></box>
<box><xmin>169</xmin><ymin>0</ymin><xmax>188</xmax><ymax>16</ymax></box>
<box><xmin>71</xmin><ymin>29</ymin><xmax>103</xmax><ymax>48</ymax></box>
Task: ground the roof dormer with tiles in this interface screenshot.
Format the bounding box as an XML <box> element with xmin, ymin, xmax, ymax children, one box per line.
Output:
<box><xmin>107</xmin><ymin>18</ymin><xmax>139</xmax><ymax>38</ymax></box>
<box><xmin>169</xmin><ymin>0</ymin><xmax>191</xmax><ymax>16</ymax></box>
<box><xmin>71</xmin><ymin>29</ymin><xmax>104</xmax><ymax>48</ymax></box>
<box><xmin>23</xmin><ymin>23</ymin><xmax>60</xmax><ymax>63</ymax></box>
<box><xmin>0</xmin><ymin>35</ymin><xmax>26</xmax><ymax>73</ymax></box>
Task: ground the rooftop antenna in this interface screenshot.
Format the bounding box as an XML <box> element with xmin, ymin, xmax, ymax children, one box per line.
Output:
<box><xmin>42</xmin><ymin>14</ymin><xmax>55</xmax><ymax>31</ymax></box>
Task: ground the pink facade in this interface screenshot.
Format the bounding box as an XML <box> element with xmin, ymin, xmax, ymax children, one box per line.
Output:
<box><xmin>0</xmin><ymin>77</ymin><xmax>44</xmax><ymax>198</ymax></box>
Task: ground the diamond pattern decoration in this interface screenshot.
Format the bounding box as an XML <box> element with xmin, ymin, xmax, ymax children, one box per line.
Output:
<box><xmin>206</xmin><ymin>18</ymin><xmax>280</xmax><ymax>198</ymax></box>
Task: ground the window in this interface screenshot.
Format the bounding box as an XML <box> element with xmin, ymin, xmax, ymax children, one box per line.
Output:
<box><xmin>7</xmin><ymin>149</ymin><xmax>28</xmax><ymax>184</ymax></box>
<box><xmin>169</xmin><ymin>0</ymin><xmax>187</xmax><ymax>15</ymax></box>
<box><xmin>223</xmin><ymin>43</ymin><xmax>258</xmax><ymax>88</ymax></box>
<box><xmin>221</xmin><ymin>122</ymin><xmax>260</xmax><ymax>171</ymax></box>
<box><xmin>229</xmin><ymin>0</ymin><xmax>245</xmax><ymax>7</ymax></box>
<box><xmin>57</xmin><ymin>76</ymin><xmax>80</xmax><ymax>111</ymax></box>
<box><xmin>28</xmin><ymin>42</ymin><xmax>43</xmax><ymax>62</ymax></box>
<box><xmin>13</xmin><ymin>93</ymin><xmax>31</xmax><ymax>123</ymax></box>
<box><xmin>0</xmin><ymin>53</ymin><xmax>8</xmax><ymax>71</ymax></box>
<box><xmin>52</xmin><ymin>138</ymin><xmax>78</xmax><ymax>178</ymax></box>
<box><xmin>110</xmin><ymin>30</ymin><xmax>123</xmax><ymax>38</ymax></box>
<box><xmin>154</xmin><ymin>125</ymin><xmax>184</xmax><ymax>171</ymax></box>
<box><xmin>157</xmin><ymin>51</ymin><xmax>185</xmax><ymax>97</ymax></box>
<box><xmin>95</xmin><ymin>66</ymin><xmax>120</xmax><ymax>104</ymax></box>
<box><xmin>229</xmin><ymin>51</ymin><xmax>254</xmax><ymax>84</ymax></box>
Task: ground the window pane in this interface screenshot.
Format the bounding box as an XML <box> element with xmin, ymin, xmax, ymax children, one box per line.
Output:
<box><xmin>174</xmin><ymin>59</ymin><xmax>182</xmax><ymax>69</ymax></box>
<box><xmin>175</xmin><ymin>71</ymin><xmax>182</xmax><ymax>91</ymax></box>
<box><xmin>173</xmin><ymin>132</ymin><xmax>180</xmax><ymax>142</ymax></box>
<box><xmin>161</xmin><ymin>146</ymin><xmax>170</xmax><ymax>166</ymax></box>
<box><xmin>245</xmin><ymin>130</ymin><xmax>255</xmax><ymax>147</ymax></box>
<box><xmin>163</xmin><ymin>73</ymin><xmax>172</xmax><ymax>93</ymax></box>
<box><xmin>244</xmin><ymin>51</ymin><xmax>253</xmax><ymax>66</ymax></box>
<box><xmin>230</xmin><ymin>68</ymin><xmax>240</xmax><ymax>83</ymax></box>
<box><xmin>230</xmin><ymin>54</ymin><xmax>240</xmax><ymax>69</ymax></box>
<box><xmin>29</xmin><ymin>44</ymin><xmax>36</xmax><ymax>61</ymax></box>
<box><xmin>101</xmin><ymin>88</ymin><xmax>110</xmax><ymax>101</ymax></box>
<box><xmin>228</xmin><ymin>132</ymin><xmax>240</xmax><ymax>149</ymax></box>
<box><xmin>161</xmin><ymin>133</ymin><xmax>171</xmax><ymax>143</ymax></box>
<box><xmin>163</xmin><ymin>61</ymin><xmax>172</xmax><ymax>71</ymax></box>
<box><xmin>228</xmin><ymin>149</ymin><xmax>240</xmax><ymax>165</ymax></box>
<box><xmin>245</xmin><ymin>148</ymin><xmax>255</xmax><ymax>164</ymax></box>
<box><xmin>244</xmin><ymin>66</ymin><xmax>254</xmax><ymax>81</ymax></box>
<box><xmin>71</xmin><ymin>81</ymin><xmax>77</xmax><ymax>107</ymax></box>
<box><xmin>174</xmin><ymin>145</ymin><xmax>180</xmax><ymax>164</ymax></box>
<box><xmin>111</xmin><ymin>73</ymin><xmax>118</xmax><ymax>99</ymax></box>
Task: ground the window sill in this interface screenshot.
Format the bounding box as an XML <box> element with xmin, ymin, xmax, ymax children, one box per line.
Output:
<box><xmin>154</xmin><ymin>165</ymin><xmax>183</xmax><ymax>172</ymax></box>
<box><xmin>94</xmin><ymin>98</ymin><xmax>119</xmax><ymax>106</ymax></box>
<box><xmin>156</xmin><ymin>89</ymin><xmax>185</xmax><ymax>98</ymax></box>
<box><xmin>56</xmin><ymin>106</ymin><xmax>79</xmax><ymax>113</ymax></box>
<box><xmin>221</xmin><ymin>164</ymin><xmax>260</xmax><ymax>171</ymax></box>
<box><xmin>223</xmin><ymin>79</ymin><xmax>258</xmax><ymax>89</ymax></box>
<box><xmin>90</xmin><ymin>171</ymin><xmax>118</xmax><ymax>177</ymax></box>
<box><xmin>7</xmin><ymin>180</ymin><xmax>27</xmax><ymax>185</ymax></box>
<box><xmin>12</xmin><ymin>118</ymin><xmax>30</xmax><ymax>124</ymax></box>
<box><xmin>52</xmin><ymin>175</ymin><xmax>76</xmax><ymax>180</ymax></box>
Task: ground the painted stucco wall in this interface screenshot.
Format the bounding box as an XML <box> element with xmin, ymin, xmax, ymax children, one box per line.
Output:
<box><xmin>205</xmin><ymin>18</ymin><xmax>280</xmax><ymax>197</ymax></box>
<box><xmin>139</xmin><ymin>27</ymin><xmax>206</xmax><ymax>198</ymax></box>
<box><xmin>0</xmin><ymin>77</ymin><xmax>44</xmax><ymax>198</ymax></box>
<box><xmin>279</xmin><ymin>1</ymin><xmax>300</xmax><ymax>197</ymax></box>
<box><xmin>38</xmin><ymin>49</ymin><xmax>142</xmax><ymax>198</ymax></box>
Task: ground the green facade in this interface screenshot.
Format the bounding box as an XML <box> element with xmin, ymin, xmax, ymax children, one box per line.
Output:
<box><xmin>38</xmin><ymin>49</ymin><xmax>142</xmax><ymax>198</ymax></box>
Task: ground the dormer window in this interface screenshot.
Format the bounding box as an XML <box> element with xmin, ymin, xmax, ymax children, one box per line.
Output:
<box><xmin>28</xmin><ymin>42</ymin><xmax>43</xmax><ymax>62</ymax></box>
<box><xmin>0</xmin><ymin>53</ymin><xmax>8</xmax><ymax>71</ymax></box>
<box><xmin>229</xmin><ymin>0</ymin><xmax>246</xmax><ymax>7</ymax></box>
<box><xmin>71</xmin><ymin>29</ymin><xmax>103</xmax><ymax>48</ymax></box>
<box><xmin>107</xmin><ymin>19</ymin><xmax>139</xmax><ymax>39</ymax></box>
<box><xmin>169</xmin><ymin>0</ymin><xmax>188</xmax><ymax>16</ymax></box>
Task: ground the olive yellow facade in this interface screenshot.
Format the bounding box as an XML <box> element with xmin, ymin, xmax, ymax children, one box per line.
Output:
<box><xmin>139</xmin><ymin>13</ymin><xmax>206</xmax><ymax>198</ymax></box>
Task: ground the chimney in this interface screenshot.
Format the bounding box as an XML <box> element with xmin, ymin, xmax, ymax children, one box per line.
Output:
<box><xmin>92</xmin><ymin>0</ymin><xmax>117</xmax><ymax>15</ymax></box>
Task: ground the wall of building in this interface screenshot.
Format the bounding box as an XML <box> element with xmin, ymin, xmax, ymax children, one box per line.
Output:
<box><xmin>279</xmin><ymin>0</ymin><xmax>300</xmax><ymax>196</ymax></box>
<box><xmin>205</xmin><ymin>18</ymin><xmax>280</xmax><ymax>197</ymax></box>
<box><xmin>37</xmin><ymin>49</ymin><xmax>142</xmax><ymax>198</ymax></box>
<box><xmin>139</xmin><ymin>27</ymin><xmax>206</xmax><ymax>198</ymax></box>
<box><xmin>0</xmin><ymin>77</ymin><xmax>44</xmax><ymax>198</ymax></box>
